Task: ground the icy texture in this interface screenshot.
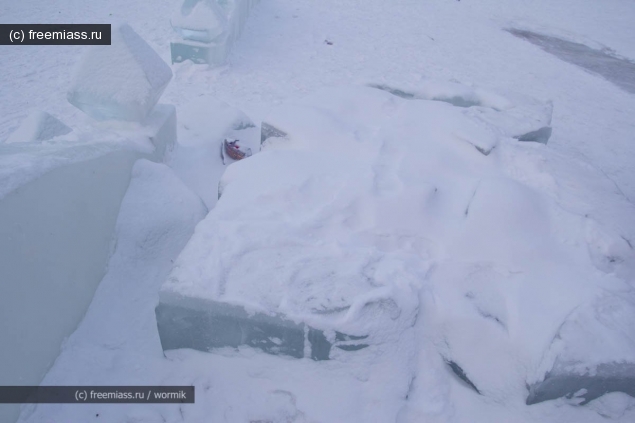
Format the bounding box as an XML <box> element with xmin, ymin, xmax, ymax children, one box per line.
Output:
<box><xmin>527</xmin><ymin>294</ymin><xmax>635</xmax><ymax>404</ymax></box>
<box><xmin>68</xmin><ymin>23</ymin><xmax>172</xmax><ymax>122</ymax></box>
<box><xmin>369</xmin><ymin>80</ymin><xmax>553</xmax><ymax>144</ymax></box>
<box><xmin>5</xmin><ymin>111</ymin><xmax>71</xmax><ymax>144</ymax></box>
<box><xmin>171</xmin><ymin>0</ymin><xmax>258</xmax><ymax>65</ymax></box>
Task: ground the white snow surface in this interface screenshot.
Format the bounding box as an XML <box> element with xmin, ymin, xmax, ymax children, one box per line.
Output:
<box><xmin>2</xmin><ymin>0</ymin><xmax>635</xmax><ymax>422</ymax></box>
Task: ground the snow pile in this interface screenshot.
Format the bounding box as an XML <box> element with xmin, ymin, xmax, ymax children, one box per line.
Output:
<box><xmin>4</xmin><ymin>111</ymin><xmax>71</xmax><ymax>144</ymax></box>
<box><xmin>158</xmin><ymin>85</ymin><xmax>635</xmax><ymax>421</ymax></box>
<box><xmin>67</xmin><ymin>23</ymin><xmax>173</xmax><ymax>122</ymax></box>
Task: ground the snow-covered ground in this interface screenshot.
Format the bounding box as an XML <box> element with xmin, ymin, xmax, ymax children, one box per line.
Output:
<box><xmin>2</xmin><ymin>0</ymin><xmax>635</xmax><ymax>422</ymax></box>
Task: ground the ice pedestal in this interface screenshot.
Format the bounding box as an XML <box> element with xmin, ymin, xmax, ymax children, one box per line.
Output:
<box><xmin>68</xmin><ymin>23</ymin><xmax>172</xmax><ymax>122</ymax></box>
<box><xmin>527</xmin><ymin>294</ymin><xmax>635</xmax><ymax>404</ymax></box>
<box><xmin>5</xmin><ymin>111</ymin><xmax>71</xmax><ymax>144</ymax></box>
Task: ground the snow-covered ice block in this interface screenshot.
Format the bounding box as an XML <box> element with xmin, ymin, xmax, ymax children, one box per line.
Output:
<box><xmin>368</xmin><ymin>80</ymin><xmax>553</xmax><ymax>144</ymax></box>
<box><xmin>527</xmin><ymin>294</ymin><xmax>635</xmax><ymax>404</ymax></box>
<box><xmin>68</xmin><ymin>23</ymin><xmax>173</xmax><ymax>122</ymax></box>
<box><xmin>171</xmin><ymin>0</ymin><xmax>227</xmax><ymax>43</ymax></box>
<box><xmin>171</xmin><ymin>0</ymin><xmax>258</xmax><ymax>66</ymax></box>
<box><xmin>5</xmin><ymin>111</ymin><xmax>71</xmax><ymax>144</ymax></box>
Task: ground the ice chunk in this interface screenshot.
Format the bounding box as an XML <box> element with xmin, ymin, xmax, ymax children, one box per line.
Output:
<box><xmin>5</xmin><ymin>111</ymin><xmax>71</xmax><ymax>144</ymax></box>
<box><xmin>527</xmin><ymin>294</ymin><xmax>635</xmax><ymax>404</ymax></box>
<box><xmin>68</xmin><ymin>23</ymin><xmax>173</xmax><ymax>122</ymax></box>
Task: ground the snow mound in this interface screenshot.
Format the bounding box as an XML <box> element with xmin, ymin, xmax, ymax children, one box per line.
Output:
<box><xmin>67</xmin><ymin>23</ymin><xmax>173</xmax><ymax>122</ymax></box>
<box><xmin>5</xmin><ymin>111</ymin><xmax>71</xmax><ymax>144</ymax></box>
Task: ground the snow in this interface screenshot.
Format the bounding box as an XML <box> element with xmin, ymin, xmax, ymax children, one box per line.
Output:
<box><xmin>67</xmin><ymin>23</ymin><xmax>173</xmax><ymax>122</ymax></box>
<box><xmin>5</xmin><ymin>111</ymin><xmax>72</xmax><ymax>144</ymax></box>
<box><xmin>1</xmin><ymin>0</ymin><xmax>635</xmax><ymax>422</ymax></box>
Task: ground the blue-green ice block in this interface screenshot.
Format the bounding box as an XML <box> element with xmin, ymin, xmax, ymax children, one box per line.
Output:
<box><xmin>156</xmin><ymin>296</ymin><xmax>336</xmax><ymax>359</ymax></box>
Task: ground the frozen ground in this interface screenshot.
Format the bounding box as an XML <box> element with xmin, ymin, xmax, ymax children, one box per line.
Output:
<box><xmin>1</xmin><ymin>0</ymin><xmax>635</xmax><ymax>422</ymax></box>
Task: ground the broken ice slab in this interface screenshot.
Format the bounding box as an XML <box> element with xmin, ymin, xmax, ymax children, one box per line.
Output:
<box><xmin>515</xmin><ymin>126</ymin><xmax>552</xmax><ymax>145</ymax></box>
<box><xmin>527</xmin><ymin>362</ymin><xmax>635</xmax><ymax>405</ymax></box>
<box><xmin>5</xmin><ymin>111</ymin><xmax>72</xmax><ymax>144</ymax></box>
<box><xmin>368</xmin><ymin>81</ymin><xmax>553</xmax><ymax>144</ymax></box>
<box><xmin>68</xmin><ymin>23</ymin><xmax>173</xmax><ymax>122</ymax></box>
<box><xmin>155</xmin><ymin>294</ymin><xmax>368</xmax><ymax>360</ymax></box>
<box><xmin>260</xmin><ymin>122</ymin><xmax>288</xmax><ymax>144</ymax></box>
<box><xmin>144</xmin><ymin>104</ymin><xmax>177</xmax><ymax>161</ymax></box>
<box><xmin>527</xmin><ymin>294</ymin><xmax>635</xmax><ymax>405</ymax></box>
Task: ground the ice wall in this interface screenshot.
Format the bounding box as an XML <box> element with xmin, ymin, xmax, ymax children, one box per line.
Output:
<box><xmin>0</xmin><ymin>106</ymin><xmax>176</xmax><ymax>423</ymax></box>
